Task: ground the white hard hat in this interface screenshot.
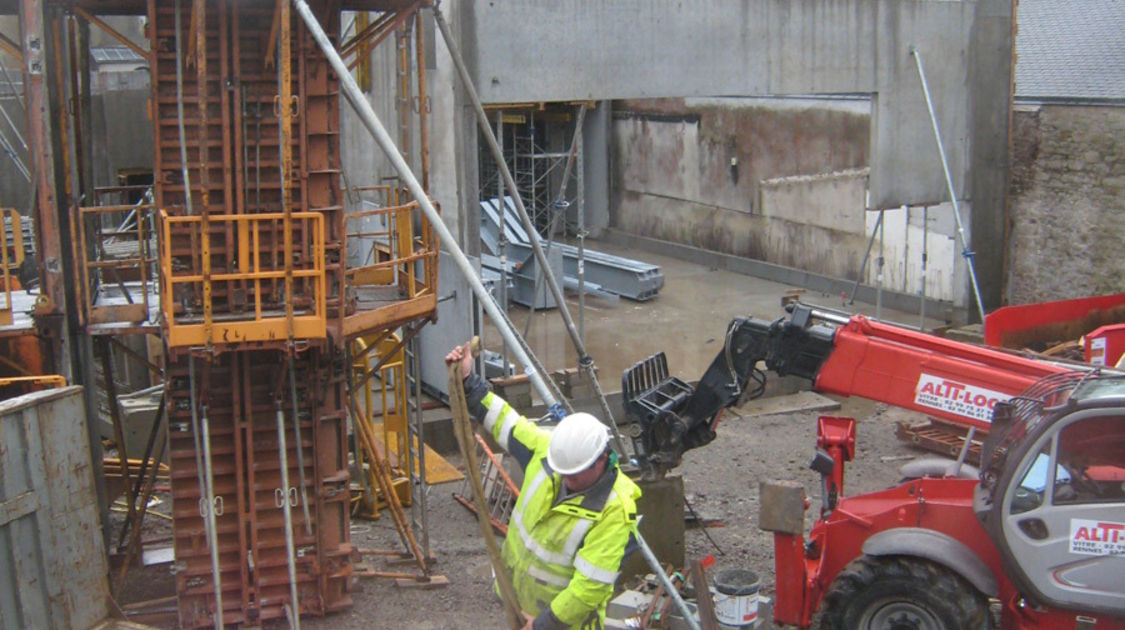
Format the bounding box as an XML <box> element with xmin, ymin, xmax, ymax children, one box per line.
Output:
<box><xmin>547</xmin><ymin>412</ymin><xmax>610</xmax><ymax>475</ymax></box>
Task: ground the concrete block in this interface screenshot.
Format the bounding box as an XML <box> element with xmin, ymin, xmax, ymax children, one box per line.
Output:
<box><xmin>940</xmin><ymin>323</ymin><xmax>984</xmax><ymax>345</ymax></box>
<box><xmin>620</xmin><ymin>474</ymin><xmax>685</xmax><ymax>585</ymax></box>
<box><xmin>490</xmin><ymin>374</ymin><xmax>532</xmax><ymax>409</ymax></box>
<box><xmin>758</xmin><ymin>480</ymin><xmax>806</xmax><ymax>535</ymax></box>
<box><xmin>552</xmin><ymin>366</ymin><xmax>597</xmax><ymax>400</ymax></box>
<box><xmin>119</xmin><ymin>393</ymin><xmax>165</xmax><ymax>464</ymax></box>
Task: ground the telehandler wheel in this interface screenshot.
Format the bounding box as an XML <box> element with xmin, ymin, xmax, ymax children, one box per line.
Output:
<box><xmin>815</xmin><ymin>555</ymin><xmax>988</xmax><ymax>630</ymax></box>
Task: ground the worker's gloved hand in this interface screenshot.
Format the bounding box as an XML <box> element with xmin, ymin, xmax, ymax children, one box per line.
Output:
<box><xmin>445</xmin><ymin>342</ymin><xmax>474</xmax><ymax>378</ymax></box>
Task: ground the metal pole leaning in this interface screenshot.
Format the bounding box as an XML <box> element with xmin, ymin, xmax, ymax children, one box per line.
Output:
<box><xmin>291</xmin><ymin>0</ymin><xmax>558</xmax><ymax>407</ymax></box>
<box><xmin>634</xmin><ymin>516</ymin><xmax>702</xmax><ymax>630</ymax></box>
<box><xmin>524</xmin><ymin>104</ymin><xmax>587</xmax><ymax>334</ymax></box>
<box><xmin>846</xmin><ymin>209</ymin><xmax>882</xmax><ymax>305</ymax></box>
<box><xmin>188</xmin><ymin>357</ymin><xmax>224</xmax><ymax>630</ymax></box>
<box><xmin>431</xmin><ymin>5</ymin><xmax>627</xmax><ymax>454</ymax></box>
<box><xmin>200</xmin><ymin>405</ymin><xmax>225</xmax><ymax>630</ymax></box>
<box><xmin>909</xmin><ymin>46</ymin><xmax>987</xmax><ymax>324</ymax></box>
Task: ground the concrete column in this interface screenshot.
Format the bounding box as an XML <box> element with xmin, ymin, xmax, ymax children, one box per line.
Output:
<box><xmin>582</xmin><ymin>100</ymin><xmax>610</xmax><ymax>237</ymax></box>
<box><xmin>429</xmin><ymin>0</ymin><xmax>479</xmax><ymax>257</ymax></box>
<box><xmin>968</xmin><ymin>0</ymin><xmax>1014</xmax><ymax>314</ymax></box>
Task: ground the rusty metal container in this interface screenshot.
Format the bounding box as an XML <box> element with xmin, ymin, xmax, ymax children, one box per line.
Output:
<box><xmin>0</xmin><ymin>386</ymin><xmax>110</xmax><ymax>630</ymax></box>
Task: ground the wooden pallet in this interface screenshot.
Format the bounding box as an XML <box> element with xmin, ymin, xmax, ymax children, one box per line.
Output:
<box><xmin>895</xmin><ymin>418</ymin><xmax>984</xmax><ymax>466</ymax></box>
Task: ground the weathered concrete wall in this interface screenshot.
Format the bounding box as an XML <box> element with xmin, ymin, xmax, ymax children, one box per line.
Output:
<box><xmin>0</xmin><ymin>68</ymin><xmax>152</xmax><ymax>214</ymax></box>
<box><xmin>612</xmin><ymin>98</ymin><xmax>873</xmax><ymax>280</ymax></box>
<box><xmin>611</xmin><ymin>96</ymin><xmax>971</xmax><ymax>304</ymax></box>
<box><xmin>1007</xmin><ymin>105</ymin><xmax>1125</xmax><ymax>304</ymax></box>
<box><xmin>614</xmin><ymin>98</ymin><xmax>869</xmax><ymax>216</ymax></box>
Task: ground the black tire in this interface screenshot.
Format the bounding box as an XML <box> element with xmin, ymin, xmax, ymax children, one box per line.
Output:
<box><xmin>815</xmin><ymin>555</ymin><xmax>988</xmax><ymax>630</ymax></box>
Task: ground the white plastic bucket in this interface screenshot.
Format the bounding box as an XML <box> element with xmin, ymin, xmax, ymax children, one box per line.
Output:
<box><xmin>712</xmin><ymin>568</ymin><xmax>760</xmax><ymax>628</ymax></box>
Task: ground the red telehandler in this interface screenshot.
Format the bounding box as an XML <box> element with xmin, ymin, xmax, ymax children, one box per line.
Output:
<box><xmin>622</xmin><ymin>303</ymin><xmax>1125</xmax><ymax>630</ymax></box>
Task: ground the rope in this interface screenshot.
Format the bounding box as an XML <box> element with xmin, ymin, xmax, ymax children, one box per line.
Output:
<box><xmin>448</xmin><ymin>338</ymin><xmax>525</xmax><ymax>630</ymax></box>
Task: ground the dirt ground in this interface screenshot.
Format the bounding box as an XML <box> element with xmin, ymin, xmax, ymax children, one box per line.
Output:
<box><xmin>115</xmin><ymin>393</ymin><xmax>935</xmax><ymax>630</ymax></box>
<box><xmin>286</xmin><ymin>396</ymin><xmax>932</xmax><ymax>630</ymax></box>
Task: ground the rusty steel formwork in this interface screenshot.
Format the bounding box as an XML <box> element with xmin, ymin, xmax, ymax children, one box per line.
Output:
<box><xmin>4</xmin><ymin>0</ymin><xmax>439</xmax><ymax>627</ymax></box>
<box><xmin>150</xmin><ymin>0</ymin><xmax>342</xmax><ymax>343</ymax></box>
<box><xmin>148</xmin><ymin>2</ymin><xmax>352</xmax><ymax>626</ymax></box>
<box><xmin>165</xmin><ymin>348</ymin><xmax>351</xmax><ymax>627</ymax></box>
<box><xmin>145</xmin><ymin>0</ymin><xmax>437</xmax><ymax>627</ymax></box>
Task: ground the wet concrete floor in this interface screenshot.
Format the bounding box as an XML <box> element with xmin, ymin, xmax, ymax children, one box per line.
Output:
<box><xmin>483</xmin><ymin>237</ymin><xmax>949</xmax><ymax>397</ymax></box>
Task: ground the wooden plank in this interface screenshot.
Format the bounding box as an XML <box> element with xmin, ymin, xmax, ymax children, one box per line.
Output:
<box><xmin>690</xmin><ymin>558</ymin><xmax>719</xmax><ymax>630</ymax></box>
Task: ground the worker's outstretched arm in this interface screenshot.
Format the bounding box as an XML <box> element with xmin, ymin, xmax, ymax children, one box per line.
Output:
<box><xmin>537</xmin><ymin>502</ymin><xmax>635</xmax><ymax>629</ymax></box>
<box><xmin>447</xmin><ymin>343</ymin><xmax>550</xmax><ymax>472</ymax></box>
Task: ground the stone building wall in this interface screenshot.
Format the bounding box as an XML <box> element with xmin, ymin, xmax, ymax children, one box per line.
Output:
<box><xmin>1007</xmin><ymin>105</ymin><xmax>1125</xmax><ymax>304</ymax></box>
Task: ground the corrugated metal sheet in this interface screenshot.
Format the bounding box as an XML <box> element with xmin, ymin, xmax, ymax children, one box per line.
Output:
<box><xmin>0</xmin><ymin>386</ymin><xmax>109</xmax><ymax>630</ymax></box>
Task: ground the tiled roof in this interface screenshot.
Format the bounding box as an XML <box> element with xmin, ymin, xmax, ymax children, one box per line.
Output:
<box><xmin>1016</xmin><ymin>0</ymin><xmax>1125</xmax><ymax>101</ymax></box>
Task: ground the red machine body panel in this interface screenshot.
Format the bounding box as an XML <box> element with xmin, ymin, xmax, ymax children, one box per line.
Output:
<box><xmin>813</xmin><ymin>316</ymin><xmax>1072</xmax><ymax>430</ymax></box>
<box><xmin>1086</xmin><ymin>323</ymin><xmax>1125</xmax><ymax>368</ymax></box>
<box><xmin>984</xmin><ymin>293</ymin><xmax>1125</xmax><ymax>349</ymax></box>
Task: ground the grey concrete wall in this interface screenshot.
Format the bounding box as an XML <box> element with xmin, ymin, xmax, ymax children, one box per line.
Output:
<box><xmin>338</xmin><ymin>10</ymin><xmax>474</xmax><ymax>250</ymax></box>
<box><xmin>89</xmin><ymin>72</ymin><xmax>152</xmax><ymax>190</ymax></box>
<box><xmin>0</xmin><ymin>90</ymin><xmax>30</xmax><ymax>211</ymax></box>
<box><xmin>339</xmin><ymin>12</ymin><xmax>410</xmax><ymax>195</ymax></box>
<box><xmin>460</xmin><ymin>0</ymin><xmax>989</xmax><ymax>213</ymax></box>
<box><xmin>1006</xmin><ymin>104</ymin><xmax>1125</xmax><ymax>304</ymax></box>
<box><xmin>969</xmin><ymin>1</ymin><xmax>1016</xmax><ymax>312</ymax></box>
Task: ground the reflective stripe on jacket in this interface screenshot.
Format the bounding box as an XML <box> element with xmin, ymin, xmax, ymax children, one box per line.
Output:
<box><xmin>465</xmin><ymin>376</ymin><xmax>641</xmax><ymax>630</ymax></box>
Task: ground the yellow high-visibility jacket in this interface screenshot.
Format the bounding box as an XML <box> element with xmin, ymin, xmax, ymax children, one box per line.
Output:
<box><xmin>464</xmin><ymin>374</ymin><xmax>641</xmax><ymax>630</ymax></box>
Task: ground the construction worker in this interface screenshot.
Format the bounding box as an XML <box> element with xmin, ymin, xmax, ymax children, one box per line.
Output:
<box><xmin>446</xmin><ymin>343</ymin><xmax>642</xmax><ymax>630</ymax></box>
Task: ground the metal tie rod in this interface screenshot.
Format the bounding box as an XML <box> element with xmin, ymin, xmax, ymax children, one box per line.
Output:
<box><xmin>292</xmin><ymin>0</ymin><xmax>556</xmax><ymax>407</ymax></box>
<box><xmin>431</xmin><ymin>5</ymin><xmax>627</xmax><ymax>454</ymax></box>
<box><xmin>200</xmin><ymin>405</ymin><xmax>225</xmax><ymax>630</ymax></box>
<box><xmin>276</xmin><ymin>400</ymin><xmax>301</xmax><ymax>630</ymax></box>
<box><xmin>909</xmin><ymin>46</ymin><xmax>986</xmax><ymax>324</ymax></box>
<box><xmin>289</xmin><ymin>355</ymin><xmax>313</xmax><ymax>536</ymax></box>
<box><xmin>188</xmin><ymin>357</ymin><xmax>224</xmax><ymax>629</ymax></box>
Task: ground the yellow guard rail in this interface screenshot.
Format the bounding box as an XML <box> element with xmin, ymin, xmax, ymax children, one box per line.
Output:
<box><xmin>159</xmin><ymin>210</ymin><xmax>326</xmax><ymax>346</ymax></box>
